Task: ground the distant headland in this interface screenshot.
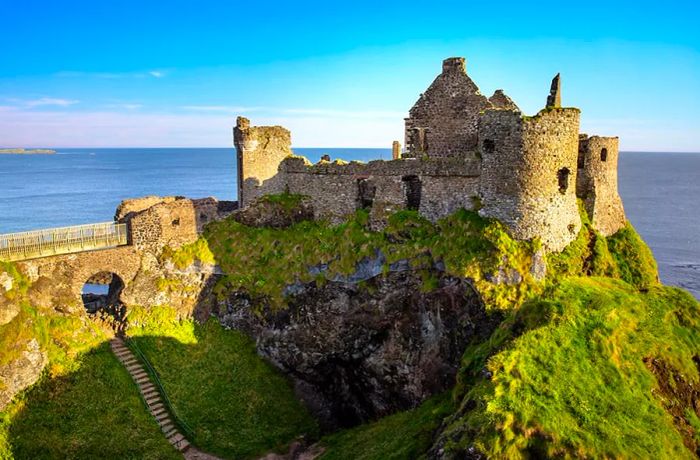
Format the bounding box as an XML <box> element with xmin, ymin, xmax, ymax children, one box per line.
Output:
<box><xmin>0</xmin><ymin>148</ymin><xmax>56</xmax><ymax>154</ymax></box>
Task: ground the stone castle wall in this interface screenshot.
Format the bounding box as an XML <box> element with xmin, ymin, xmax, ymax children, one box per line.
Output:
<box><xmin>119</xmin><ymin>196</ymin><xmax>229</xmax><ymax>254</ymax></box>
<box><xmin>234</xmin><ymin>116</ymin><xmax>291</xmax><ymax>207</ymax></box>
<box><xmin>243</xmin><ymin>145</ymin><xmax>483</xmax><ymax>224</ymax></box>
<box><xmin>404</xmin><ymin>58</ymin><xmax>492</xmax><ymax>158</ymax></box>
<box><xmin>478</xmin><ymin>108</ymin><xmax>582</xmax><ymax>251</ymax></box>
<box><xmin>577</xmin><ymin>135</ymin><xmax>626</xmax><ymax>235</ymax></box>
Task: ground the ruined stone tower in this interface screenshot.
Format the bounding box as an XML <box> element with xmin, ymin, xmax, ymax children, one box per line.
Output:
<box><xmin>233</xmin><ymin>116</ymin><xmax>292</xmax><ymax>207</ymax></box>
<box><xmin>478</xmin><ymin>105</ymin><xmax>582</xmax><ymax>252</ymax></box>
<box><xmin>404</xmin><ymin>57</ymin><xmax>491</xmax><ymax>158</ymax></box>
<box><xmin>576</xmin><ymin>135</ymin><xmax>626</xmax><ymax>235</ymax></box>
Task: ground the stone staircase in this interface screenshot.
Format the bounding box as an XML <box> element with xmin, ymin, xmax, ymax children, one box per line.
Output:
<box><xmin>110</xmin><ymin>336</ymin><xmax>191</xmax><ymax>453</ymax></box>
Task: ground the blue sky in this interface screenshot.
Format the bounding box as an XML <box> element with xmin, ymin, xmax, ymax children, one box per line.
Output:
<box><xmin>1</xmin><ymin>0</ymin><xmax>698</xmax><ymax>150</ymax></box>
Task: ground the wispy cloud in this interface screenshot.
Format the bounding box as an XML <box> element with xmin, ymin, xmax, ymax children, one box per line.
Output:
<box><xmin>105</xmin><ymin>103</ymin><xmax>143</xmax><ymax>110</ymax></box>
<box><xmin>0</xmin><ymin>108</ymin><xmax>403</xmax><ymax>148</ymax></box>
<box><xmin>24</xmin><ymin>97</ymin><xmax>79</xmax><ymax>108</ymax></box>
<box><xmin>55</xmin><ymin>69</ymin><xmax>169</xmax><ymax>79</ymax></box>
<box><xmin>181</xmin><ymin>105</ymin><xmax>261</xmax><ymax>113</ymax></box>
<box><xmin>180</xmin><ymin>105</ymin><xmax>405</xmax><ymax>119</ymax></box>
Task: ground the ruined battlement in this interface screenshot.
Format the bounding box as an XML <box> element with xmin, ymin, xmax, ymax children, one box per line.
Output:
<box><xmin>234</xmin><ymin>57</ymin><xmax>628</xmax><ymax>252</ymax></box>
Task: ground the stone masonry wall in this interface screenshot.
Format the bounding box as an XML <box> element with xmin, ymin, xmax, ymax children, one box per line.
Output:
<box><xmin>234</xmin><ymin>116</ymin><xmax>291</xmax><ymax>207</ymax></box>
<box><xmin>478</xmin><ymin>108</ymin><xmax>582</xmax><ymax>251</ymax></box>
<box><xmin>404</xmin><ymin>57</ymin><xmax>491</xmax><ymax>158</ymax></box>
<box><xmin>577</xmin><ymin>135</ymin><xmax>626</xmax><ymax>235</ymax></box>
<box><xmin>279</xmin><ymin>156</ymin><xmax>481</xmax><ymax>224</ymax></box>
<box><xmin>120</xmin><ymin>197</ymin><xmax>224</xmax><ymax>254</ymax></box>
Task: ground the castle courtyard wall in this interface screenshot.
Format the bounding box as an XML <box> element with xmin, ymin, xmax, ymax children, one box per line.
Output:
<box><xmin>280</xmin><ymin>157</ymin><xmax>482</xmax><ymax>223</ymax></box>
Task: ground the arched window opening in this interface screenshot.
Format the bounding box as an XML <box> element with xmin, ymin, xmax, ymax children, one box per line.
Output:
<box><xmin>557</xmin><ymin>168</ymin><xmax>570</xmax><ymax>194</ymax></box>
<box><xmin>402</xmin><ymin>175</ymin><xmax>422</xmax><ymax>211</ymax></box>
<box><xmin>601</xmin><ymin>148</ymin><xmax>608</xmax><ymax>162</ymax></box>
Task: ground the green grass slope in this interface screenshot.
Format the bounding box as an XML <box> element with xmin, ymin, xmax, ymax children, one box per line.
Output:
<box><xmin>319</xmin><ymin>394</ymin><xmax>452</xmax><ymax>460</ymax></box>
<box><xmin>440</xmin><ymin>278</ymin><xmax>700</xmax><ymax>459</ymax></box>
<box><xmin>2</xmin><ymin>343</ymin><xmax>180</xmax><ymax>460</ymax></box>
<box><xmin>128</xmin><ymin>309</ymin><xmax>319</xmax><ymax>459</ymax></box>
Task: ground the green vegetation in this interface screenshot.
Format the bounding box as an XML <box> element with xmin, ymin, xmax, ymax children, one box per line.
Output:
<box><xmin>2</xmin><ymin>343</ymin><xmax>179</xmax><ymax>459</ymax></box>
<box><xmin>171</xmin><ymin>205</ymin><xmax>541</xmax><ymax>310</ymax></box>
<box><xmin>320</xmin><ymin>394</ymin><xmax>452</xmax><ymax>460</ymax></box>
<box><xmin>0</xmin><ymin>262</ymin><xmax>106</xmax><ymax>376</ymax></box>
<box><xmin>0</xmin><ymin>201</ymin><xmax>690</xmax><ymax>459</ymax></box>
<box><xmin>440</xmin><ymin>278</ymin><xmax>700</xmax><ymax>459</ymax></box>
<box><xmin>128</xmin><ymin>308</ymin><xmax>319</xmax><ymax>458</ymax></box>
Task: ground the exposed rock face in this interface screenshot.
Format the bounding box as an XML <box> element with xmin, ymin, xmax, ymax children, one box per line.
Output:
<box><xmin>0</xmin><ymin>272</ymin><xmax>19</xmax><ymax>325</ymax></box>
<box><xmin>0</xmin><ymin>339</ymin><xmax>48</xmax><ymax>410</ymax></box>
<box><xmin>215</xmin><ymin>270</ymin><xmax>496</xmax><ymax>429</ymax></box>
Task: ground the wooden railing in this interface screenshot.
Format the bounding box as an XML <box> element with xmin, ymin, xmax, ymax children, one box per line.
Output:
<box><xmin>0</xmin><ymin>222</ymin><xmax>128</xmax><ymax>262</ymax></box>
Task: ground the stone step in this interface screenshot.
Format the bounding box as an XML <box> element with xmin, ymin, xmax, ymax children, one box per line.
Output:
<box><xmin>148</xmin><ymin>401</ymin><xmax>166</xmax><ymax>414</ymax></box>
<box><xmin>164</xmin><ymin>426</ymin><xmax>178</xmax><ymax>438</ymax></box>
<box><xmin>131</xmin><ymin>371</ymin><xmax>148</xmax><ymax>380</ymax></box>
<box><xmin>135</xmin><ymin>375</ymin><xmax>151</xmax><ymax>384</ymax></box>
<box><xmin>176</xmin><ymin>439</ymin><xmax>190</xmax><ymax>452</ymax></box>
<box><xmin>140</xmin><ymin>383</ymin><xmax>156</xmax><ymax>393</ymax></box>
<box><xmin>146</xmin><ymin>396</ymin><xmax>162</xmax><ymax>406</ymax></box>
<box><xmin>154</xmin><ymin>411</ymin><xmax>170</xmax><ymax>422</ymax></box>
<box><xmin>152</xmin><ymin>406</ymin><xmax>167</xmax><ymax>417</ymax></box>
<box><xmin>142</xmin><ymin>388</ymin><xmax>159</xmax><ymax>399</ymax></box>
<box><xmin>168</xmin><ymin>433</ymin><xmax>185</xmax><ymax>445</ymax></box>
<box><xmin>160</xmin><ymin>422</ymin><xmax>175</xmax><ymax>433</ymax></box>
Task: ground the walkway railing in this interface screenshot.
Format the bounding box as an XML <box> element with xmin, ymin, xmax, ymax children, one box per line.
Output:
<box><xmin>0</xmin><ymin>222</ymin><xmax>128</xmax><ymax>262</ymax></box>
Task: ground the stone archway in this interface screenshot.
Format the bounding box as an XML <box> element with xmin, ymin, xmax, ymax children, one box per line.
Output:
<box><xmin>81</xmin><ymin>271</ymin><xmax>124</xmax><ymax>313</ymax></box>
<box><xmin>81</xmin><ymin>271</ymin><xmax>127</xmax><ymax>331</ymax></box>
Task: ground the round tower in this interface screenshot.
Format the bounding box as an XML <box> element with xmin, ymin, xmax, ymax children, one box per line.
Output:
<box><xmin>478</xmin><ymin>107</ymin><xmax>582</xmax><ymax>252</ymax></box>
<box><xmin>576</xmin><ymin>135</ymin><xmax>626</xmax><ymax>235</ymax></box>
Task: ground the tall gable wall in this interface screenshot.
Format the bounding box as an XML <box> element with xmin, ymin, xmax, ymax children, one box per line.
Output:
<box><xmin>404</xmin><ymin>58</ymin><xmax>491</xmax><ymax>158</ymax></box>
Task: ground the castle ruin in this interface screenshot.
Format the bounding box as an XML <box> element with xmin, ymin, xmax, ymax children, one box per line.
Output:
<box><xmin>234</xmin><ymin>57</ymin><xmax>626</xmax><ymax>252</ymax></box>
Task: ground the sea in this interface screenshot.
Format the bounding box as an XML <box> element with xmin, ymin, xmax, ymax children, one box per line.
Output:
<box><xmin>0</xmin><ymin>148</ymin><xmax>698</xmax><ymax>299</ymax></box>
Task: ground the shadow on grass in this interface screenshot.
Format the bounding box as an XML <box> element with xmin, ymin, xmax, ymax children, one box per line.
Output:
<box><xmin>4</xmin><ymin>319</ymin><xmax>319</xmax><ymax>460</ymax></box>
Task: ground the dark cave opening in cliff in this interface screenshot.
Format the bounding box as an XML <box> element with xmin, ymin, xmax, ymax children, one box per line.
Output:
<box><xmin>82</xmin><ymin>272</ymin><xmax>126</xmax><ymax>328</ymax></box>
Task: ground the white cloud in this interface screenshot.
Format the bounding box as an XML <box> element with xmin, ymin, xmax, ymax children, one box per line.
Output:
<box><xmin>182</xmin><ymin>105</ymin><xmax>258</xmax><ymax>113</ymax></box>
<box><xmin>0</xmin><ymin>108</ymin><xmax>403</xmax><ymax>148</ymax></box>
<box><xmin>24</xmin><ymin>98</ymin><xmax>79</xmax><ymax>108</ymax></box>
<box><xmin>149</xmin><ymin>70</ymin><xmax>165</xmax><ymax>78</ymax></box>
<box><xmin>180</xmin><ymin>105</ymin><xmax>405</xmax><ymax>119</ymax></box>
<box><xmin>105</xmin><ymin>103</ymin><xmax>143</xmax><ymax>110</ymax></box>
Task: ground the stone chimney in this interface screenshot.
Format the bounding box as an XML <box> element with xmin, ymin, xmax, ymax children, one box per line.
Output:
<box><xmin>392</xmin><ymin>141</ymin><xmax>401</xmax><ymax>160</ymax></box>
<box><xmin>442</xmin><ymin>57</ymin><xmax>466</xmax><ymax>74</ymax></box>
<box><xmin>546</xmin><ymin>73</ymin><xmax>561</xmax><ymax>108</ymax></box>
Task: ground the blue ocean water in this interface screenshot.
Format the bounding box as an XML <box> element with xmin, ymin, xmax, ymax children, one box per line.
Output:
<box><xmin>0</xmin><ymin>148</ymin><xmax>698</xmax><ymax>299</ymax></box>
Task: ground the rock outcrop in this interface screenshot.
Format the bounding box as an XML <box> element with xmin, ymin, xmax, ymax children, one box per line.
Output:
<box><xmin>0</xmin><ymin>339</ymin><xmax>48</xmax><ymax>410</ymax></box>
<box><xmin>215</xmin><ymin>269</ymin><xmax>496</xmax><ymax>429</ymax></box>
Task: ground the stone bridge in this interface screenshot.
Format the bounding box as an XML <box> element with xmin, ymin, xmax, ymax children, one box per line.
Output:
<box><xmin>2</xmin><ymin>196</ymin><xmax>235</xmax><ymax>314</ymax></box>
